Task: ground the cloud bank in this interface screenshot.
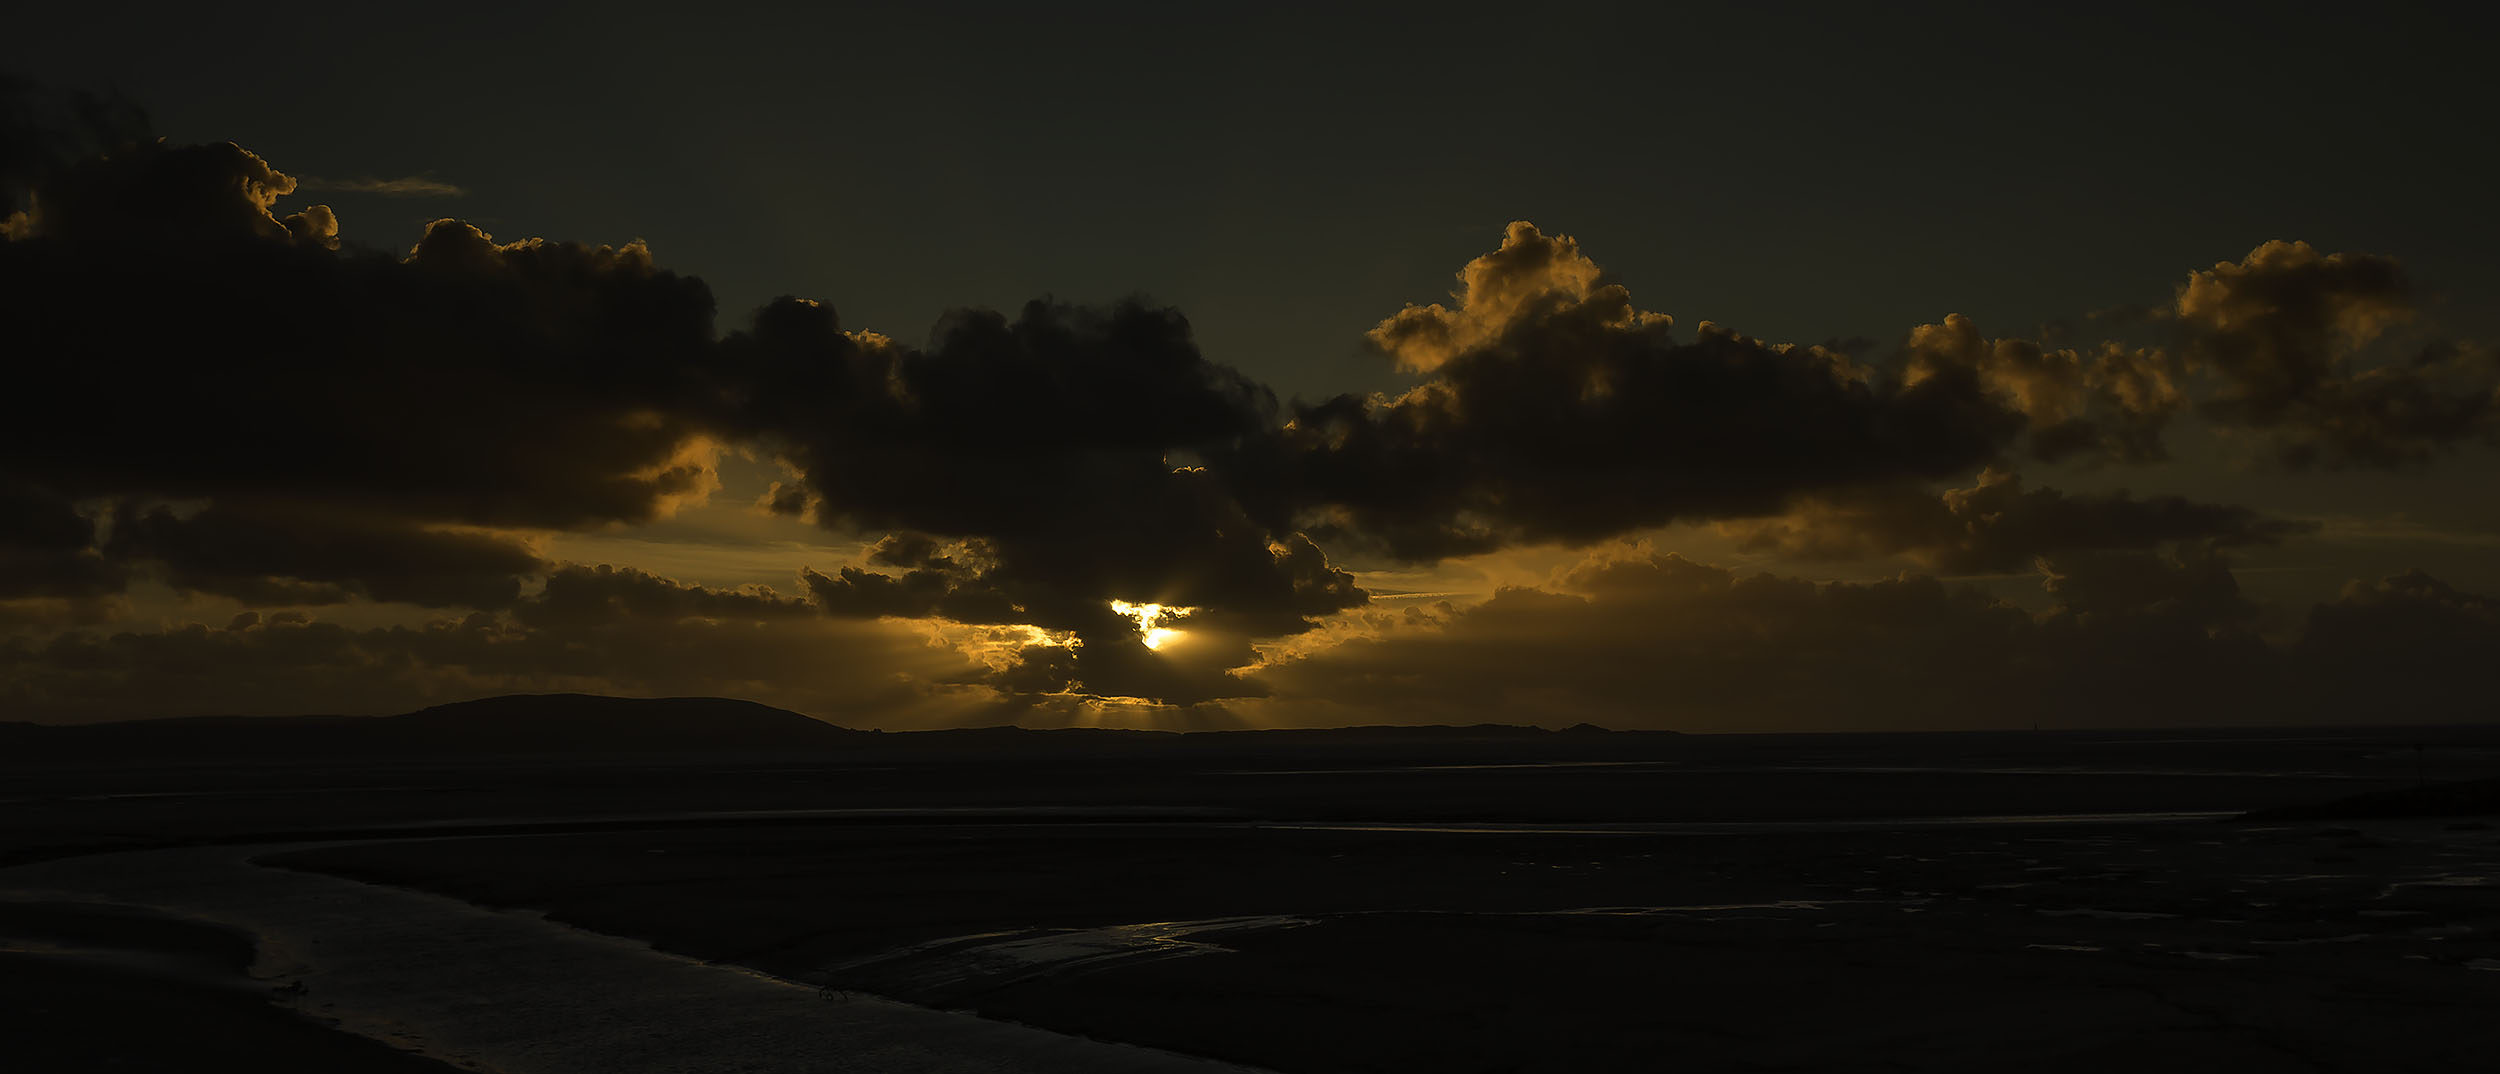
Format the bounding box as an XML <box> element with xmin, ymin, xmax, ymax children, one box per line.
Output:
<box><xmin>4</xmin><ymin>111</ymin><xmax>2495</xmax><ymax>726</ymax></box>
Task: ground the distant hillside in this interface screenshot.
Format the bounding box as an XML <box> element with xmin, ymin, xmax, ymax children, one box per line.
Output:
<box><xmin>0</xmin><ymin>694</ymin><xmax>862</xmax><ymax>761</ymax></box>
<box><xmin>0</xmin><ymin>694</ymin><xmax>1692</xmax><ymax>765</ymax></box>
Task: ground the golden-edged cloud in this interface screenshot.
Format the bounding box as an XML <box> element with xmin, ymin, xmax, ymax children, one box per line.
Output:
<box><xmin>7</xmin><ymin>113</ymin><xmax>2500</xmax><ymax>724</ymax></box>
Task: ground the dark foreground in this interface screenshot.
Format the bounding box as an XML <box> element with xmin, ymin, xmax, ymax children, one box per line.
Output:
<box><xmin>0</xmin><ymin>901</ymin><xmax>462</xmax><ymax>1072</ymax></box>
<box><xmin>5</xmin><ymin>722</ymin><xmax>2497</xmax><ymax>1072</ymax></box>
<box><xmin>275</xmin><ymin>816</ymin><xmax>2500</xmax><ymax>1073</ymax></box>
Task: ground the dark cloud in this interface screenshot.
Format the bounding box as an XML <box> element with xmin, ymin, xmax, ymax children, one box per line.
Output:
<box><xmin>1257</xmin><ymin>550</ymin><xmax>2487</xmax><ymax>731</ymax></box>
<box><xmin>295</xmin><ymin>174</ymin><xmax>464</xmax><ymax>198</ymax></box>
<box><xmin>2178</xmin><ymin>240</ymin><xmax>2499</xmax><ymax>466</ymax></box>
<box><xmin>104</xmin><ymin>499</ymin><xmax>544</xmax><ymax>608</ymax></box>
<box><xmin>1</xmin><ymin>75</ymin><xmax>151</xmax><ymax>233</ymax></box>
<box><xmin>513</xmin><ymin>563</ymin><xmax>816</xmax><ymax>629</ymax></box>
<box><xmin>3</xmin><ymin>126</ymin><xmax>1372</xmax><ymax>703</ymax></box>
<box><xmin>2296</xmin><ymin>570</ymin><xmax>2500</xmax><ymax>718</ymax></box>
<box><xmin>1226</xmin><ymin>222</ymin><xmax>2031</xmax><ymax>561</ymax></box>
<box><xmin>2</xmin><ymin>131</ymin><xmax>730</xmax><ymax>639</ymax></box>
<box><xmin>2034</xmin><ymin>543</ymin><xmax>2255</xmax><ymax>627</ymax></box>
<box><xmin>2180</xmin><ymin>240</ymin><xmax>2413</xmax><ymax>424</ymax></box>
<box><xmin>0</xmin><ymin>565</ymin><xmax>986</xmax><ymax>724</ymax></box>
<box><xmin>1259</xmin><ymin>553</ymin><xmax>2043</xmax><ymax>730</ymax></box>
<box><xmin>717</xmin><ymin>295</ymin><xmax>1367</xmax><ymax>701</ymax></box>
<box><xmin>1901</xmin><ymin>314</ymin><xmax>2181</xmax><ymax>465</ymax></box>
<box><xmin>4</xmin><ymin>145</ymin><xmax>719</xmax><ymax>528</ymax></box>
<box><xmin>800</xmin><ymin>560</ymin><xmax>1021</xmax><ymax>625</ymax></box>
<box><xmin>0</xmin><ymin>479</ymin><xmax>122</xmax><ymax>600</ymax></box>
<box><xmin>8</xmin><ymin>113</ymin><xmax>2497</xmax><ymax>724</ymax></box>
<box><xmin>1720</xmin><ymin>469</ymin><xmax>2314</xmax><ymax>573</ymax></box>
<box><xmin>11</xmin><ymin>138</ymin><xmax>337</xmax><ymax>248</ymax></box>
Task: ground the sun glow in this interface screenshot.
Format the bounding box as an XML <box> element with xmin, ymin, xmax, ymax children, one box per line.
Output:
<box><xmin>1109</xmin><ymin>599</ymin><xmax>1194</xmax><ymax>650</ymax></box>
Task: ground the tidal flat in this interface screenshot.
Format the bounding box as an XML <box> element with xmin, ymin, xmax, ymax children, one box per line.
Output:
<box><xmin>5</xmin><ymin>724</ymin><xmax>2497</xmax><ymax>1072</ymax></box>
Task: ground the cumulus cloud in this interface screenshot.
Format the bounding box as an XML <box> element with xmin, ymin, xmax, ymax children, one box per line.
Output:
<box><xmin>716</xmin><ymin>294</ymin><xmax>1367</xmax><ymax>701</ymax></box>
<box><xmin>1364</xmin><ymin>220</ymin><xmax>1646</xmax><ymax>374</ymax></box>
<box><xmin>1902</xmin><ymin>314</ymin><xmax>2182</xmax><ymax>464</ymax></box>
<box><xmin>8</xmin><ymin>105</ymin><xmax>2497</xmax><ymax>725</ymax></box>
<box><xmin>1</xmin><ymin>121</ymin><xmax>1373</xmax><ymax>704</ymax></box>
<box><xmin>2177</xmin><ymin>240</ymin><xmax>2499</xmax><ymax>466</ymax></box>
<box><xmin>4</xmin><ymin>150</ymin><xmax>719</xmax><ymax>528</ymax></box>
<box><xmin>1231</xmin><ymin>223</ymin><xmax>2030</xmax><ymax>561</ymax></box>
<box><xmin>2180</xmin><ymin>240</ymin><xmax>2413</xmax><ymax>419</ymax></box>
<box><xmin>9</xmin><ymin>139</ymin><xmax>339</xmax><ymax>248</ymax></box>
<box><xmin>2</xmin><ymin>75</ymin><xmax>151</xmax><ymax>236</ymax></box>
<box><xmin>3</xmin><ymin>135</ymin><xmax>728</xmax><ymax>644</ymax></box>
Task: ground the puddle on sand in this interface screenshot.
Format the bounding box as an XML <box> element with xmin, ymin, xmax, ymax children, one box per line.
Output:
<box><xmin>2037</xmin><ymin>908</ymin><xmax>2180</xmax><ymax>921</ymax></box>
<box><xmin>827</xmin><ymin>899</ymin><xmax>1868</xmax><ymax>999</ymax></box>
<box><xmin>1551</xmin><ymin>900</ymin><xmax>1838</xmax><ymax>915</ymax></box>
<box><xmin>1259</xmin><ymin>812</ymin><xmax>2234</xmax><ymax>837</ymax></box>
<box><xmin>825</xmin><ymin>915</ymin><xmax>1313</xmax><ymax>998</ymax></box>
<box><xmin>2391</xmin><ymin>875</ymin><xmax>2492</xmax><ymax>888</ymax></box>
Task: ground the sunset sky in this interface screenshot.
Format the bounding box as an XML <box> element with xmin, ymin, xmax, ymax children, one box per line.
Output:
<box><xmin>4</xmin><ymin>4</ymin><xmax>2495</xmax><ymax>730</ymax></box>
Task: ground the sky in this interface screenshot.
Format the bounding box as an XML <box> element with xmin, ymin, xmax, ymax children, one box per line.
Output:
<box><xmin>3</xmin><ymin>3</ymin><xmax>2496</xmax><ymax>730</ymax></box>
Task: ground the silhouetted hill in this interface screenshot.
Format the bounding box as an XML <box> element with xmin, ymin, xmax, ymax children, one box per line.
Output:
<box><xmin>0</xmin><ymin>694</ymin><xmax>1686</xmax><ymax>765</ymax></box>
<box><xmin>0</xmin><ymin>694</ymin><xmax>861</xmax><ymax>761</ymax></box>
<box><xmin>391</xmin><ymin>694</ymin><xmax>861</xmax><ymax>752</ymax></box>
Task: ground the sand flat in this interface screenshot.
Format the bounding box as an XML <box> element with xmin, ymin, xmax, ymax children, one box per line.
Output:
<box><xmin>1</xmin><ymin>845</ymin><xmax>1266</xmax><ymax>1074</ymax></box>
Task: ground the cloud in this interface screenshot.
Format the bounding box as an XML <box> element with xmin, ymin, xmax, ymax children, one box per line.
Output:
<box><xmin>1253</xmin><ymin>548</ymin><xmax>2489</xmax><ymax>731</ymax></box>
<box><xmin>104</xmin><ymin>500</ymin><xmax>545</xmax><ymax>608</ymax></box>
<box><xmin>296</xmin><ymin>174</ymin><xmax>465</xmax><ymax>198</ymax></box>
<box><xmin>0</xmin><ymin>565</ymin><xmax>992</xmax><ymax>724</ymax></box>
<box><xmin>8</xmin><ymin>112</ymin><xmax>2498</xmax><ymax>724</ymax></box>
<box><xmin>3</xmin><ymin>128</ymin><xmax>1366</xmax><ymax>703</ymax></box>
<box><xmin>514</xmin><ymin>563</ymin><xmax>817</xmax><ymax>628</ymax></box>
<box><xmin>2180</xmin><ymin>240</ymin><xmax>2414</xmax><ymax>421</ymax></box>
<box><xmin>1364</xmin><ymin>220</ymin><xmax>1641</xmax><ymax>374</ymax></box>
<box><xmin>1</xmin><ymin>75</ymin><xmax>151</xmax><ymax>235</ymax></box>
<box><xmin>0</xmin><ymin>479</ymin><xmax>122</xmax><ymax>600</ymax></box>
<box><xmin>2177</xmin><ymin>240</ymin><xmax>2499</xmax><ymax>466</ymax></box>
<box><xmin>8</xmin><ymin>138</ymin><xmax>338</xmax><ymax>248</ymax></box>
<box><xmin>2033</xmin><ymin>543</ymin><xmax>2254</xmax><ymax>626</ymax></box>
<box><xmin>0</xmin><ymin>146</ymin><xmax>729</xmax><ymax>640</ymax></box>
<box><xmin>2295</xmin><ymin>570</ymin><xmax>2500</xmax><ymax>718</ymax></box>
<box><xmin>4</xmin><ymin>138</ymin><xmax>721</xmax><ymax>529</ymax></box>
<box><xmin>1255</xmin><ymin>552</ymin><xmax>2045</xmax><ymax>730</ymax></box>
<box><xmin>717</xmin><ymin>295</ymin><xmax>1368</xmax><ymax>701</ymax></box>
<box><xmin>1230</xmin><ymin>223</ymin><xmax>2030</xmax><ymax>560</ymax></box>
<box><xmin>1718</xmin><ymin>469</ymin><xmax>2314</xmax><ymax>573</ymax></box>
<box><xmin>1901</xmin><ymin>314</ymin><xmax>2182</xmax><ymax>464</ymax></box>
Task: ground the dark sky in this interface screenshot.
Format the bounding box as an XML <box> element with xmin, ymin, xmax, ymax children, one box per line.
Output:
<box><xmin>3</xmin><ymin>3</ymin><xmax>2497</xmax><ymax>729</ymax></box>
<box><xmin>18</xmin><ymin>3</ymin><xmax>2496</xmax><ymax>397</ymax></box>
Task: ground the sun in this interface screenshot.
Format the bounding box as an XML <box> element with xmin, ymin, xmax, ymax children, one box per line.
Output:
<box><xmin>1109</xmin><ymin>600</ymin><xmax>1194</xmax><ymax>651</ymax></box>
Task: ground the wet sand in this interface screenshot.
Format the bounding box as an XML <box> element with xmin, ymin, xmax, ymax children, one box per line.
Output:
<box><xmin>2</xmin><ymin>846</ymin><xmax>1264</xmax><ymax>1074</ymax></box>
<box><xmin>0</xmin><ymin>900</ymin><xmax>463</xmax><ymax>1072</ymax></box>
<box><xmin>6</xmin><ymin>725</ymin><xmax>2495</xmax><ymax>1071</ymax></box>
<box><xmin>274</xmin><ymin>816</ymin><xmax>2500</xmax><ymax>1073</ymax></box>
